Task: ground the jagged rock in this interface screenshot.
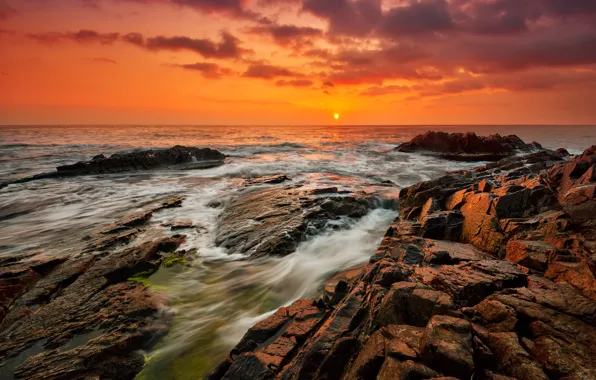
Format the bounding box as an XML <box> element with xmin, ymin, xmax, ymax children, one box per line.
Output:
<box><xmin>215</xmin><ymin>184</ymin><xmax>377</xmax><ymax>258</ymax></box>
<box><xmin>396</xmin><ymin>131</ymin><xmax>535</xmax><ymax>162</ymax></box>
<box><xmin>486</xmin><ymin>332</ymin><xmax>549</xmax><ymax>380</ymax></box>
<box><xmin>420</xmin><ymin>315</ymin><xmax>474</xmax><ymax>379</ymax></box>
<box><xmin>506</xmin><ymin>240</ymin><xmax>554</xmax><ymax>272</ymax></box>
<box><xmin>0</xmin><ymin>236</ymin><xmax>185</xmax><ymax>379</ymax></box>
<box><xmin>214</xmin><ymin>143</ymin><xmax>596</xmax><ymax>380</ymax></box>
<box><xmin>375</xmin><ymin>282</ymin><xmax>457</xmax><ymax>327</ymax></box>
<box><xmin>377</xmin><ymin>358</ymin><xmax>437</xmax><ymax>380</ymax></box>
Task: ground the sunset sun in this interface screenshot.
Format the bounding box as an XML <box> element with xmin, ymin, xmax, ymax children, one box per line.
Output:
<box><xmin>334</xmin><ymin>113</ymin><xmax>340</xmax><ymax>120</ymax></box>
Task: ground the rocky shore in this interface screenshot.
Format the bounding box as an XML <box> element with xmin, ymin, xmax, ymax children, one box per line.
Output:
<box><xmin>212</xmin><ymin>141</ymin><xmax>596</xmax><ymax>379</ymax></box>
<box><xmin>1</xmin><ymin>133</ymin><xmax>595</xmax><ymax>379</ymax></box>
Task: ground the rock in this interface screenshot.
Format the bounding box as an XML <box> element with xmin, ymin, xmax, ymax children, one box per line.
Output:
<box><xmin>375</xmin><ymin>282</ymin><xmax>457</xmax><ymax>327</ymax></box>
<box><xmin>420</xmin><ymin>315</ymin><xmax>474</xmax><ymax>379</ymax></box>
<box><xmin>0</xmin><ymin>236</ymin><xmax>185</xmax><ymax>379</ymax></box>
<box><xmin>506</xmin><ymin>240</ymin><xmax>554</xmax><ymax>272</ymax></box>
<box><xmin>244</xmin><ymin>175</ymin><xmax>291</xmax><ymax>186</ymax></box>
<box><xmin>215</xmin><ymin>184</ymin><xmax>376</xmax><ymax>258</ymax></box>
<box><xmin>214</xmin><ymin>141</ymin><xmax>596</xmax><ymax>380</ymax></box>
<box><xmin>162</xmin><ymin>220</ymin><xmax>194</xmax><ymax>230</ymax></box>
<box><xmin>396</xmin><ymin>131</ymin><xmax>534</xmax><ymax>162</ymax></box>
<box><xmin>486</xmin><ymin>332</ymin><xmax>549</xmax><ymax>380</ymax></box>
<box><xmin>556</xmin><ymin>148</ymin><xmax>570</xmax><ymax>157</ymax></box>
<box><xmin>377</xmin><ymin>358</ymin><xmax>438</xmax><ymax>380</ymax></box>
<box><xmin>1</xmin><ymin>146</ymin><xmax>225</xmax><ymax>188</ymax></box>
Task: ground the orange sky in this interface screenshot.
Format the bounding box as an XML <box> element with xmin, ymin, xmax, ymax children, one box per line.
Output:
<box><xmin>1</xmin><ymin>0</ymin><xmax>596</xmax><ymax>125</ymax></box>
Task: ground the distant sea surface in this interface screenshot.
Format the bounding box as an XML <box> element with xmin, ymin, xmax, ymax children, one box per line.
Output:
<box><xmin>0</xmin><ymin>124</ymin><xmax>594</xmax><ymax>379</ymax></box>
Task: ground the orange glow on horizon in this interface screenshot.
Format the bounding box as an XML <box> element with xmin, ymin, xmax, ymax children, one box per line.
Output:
<box><xmin>0</xmin><ymin>0</ymin><xmax>595</xmax><ymax>125</ymax></box>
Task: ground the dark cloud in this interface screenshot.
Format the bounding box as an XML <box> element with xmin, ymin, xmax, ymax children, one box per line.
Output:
<box><xmin>379</xmin><ymin>0</ymin><xmax>454</xmax><ymax>38</ymax></box>
<box><xmin>171</xmin><ymin>0</ymin><xmax>260</xmax><ymax>20</ymax></box>
<box><xmin>28</xmin><ymin>30</ymin><xmax>120</xmax><ymax>44</ymax></box>
<box><xmin>29</xmin><ymin>29</ymin><xmax>250</xmax><ymax>60</ymax></box>
<box><xmin>243</xmin><ymin>63</ymin><xmax>302</xmax><ymax>79</ymax></box>
<box><xmin>0</xmin><ymin>0</ymin><xmax>17</xmax><ymax>20</ymax></box>
<box><xmin>144</xmin><ymin>32</ymin><xmax>248</xmax><ymax>59</ymax></box>
<box><xmin>247</xmin><ymin>24</ymin><xmax>323</xmax><ymax>46</ymax></box>
<box><xmin>175</xmin><ymin>61</ymin><xmax>235</xmax><ymax>78</ymax></box>
<box><xmin>275</xmin><ymin>79</ymin><xmax>313</xmax><ymax>87</ymax></box>
<box><xmin>302</xmin><ymin>0</ymin><xmax>382</xmax><ymax>37</ymax></box>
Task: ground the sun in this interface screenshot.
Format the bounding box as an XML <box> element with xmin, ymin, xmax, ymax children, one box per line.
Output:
<box><xmin>334</xmin><ymin>113</ymin><xmax>340</xmax><ymax>120</ymax></box>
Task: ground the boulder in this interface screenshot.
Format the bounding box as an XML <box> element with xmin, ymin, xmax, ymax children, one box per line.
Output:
<box><xmin>215</xmin><ymin>183</ymin><xmax>377</xmax><ymax>258</ymax></box>
<box><xmin>396</xmin><ymin>131</ymin><xmax>535</xmax><ymax>161</ymax></box>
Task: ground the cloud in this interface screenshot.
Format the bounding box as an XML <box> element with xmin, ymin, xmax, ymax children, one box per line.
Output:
<box><xmin>175</xmin><ymin>61</ymin><xmax>235</xmax><ymax>78</ymax></box>
<box><xmin>0</xmin><ymin>0</ymin><xmax>17</xmax><ymax>20</ymax></box>
<box><xmin>91</xmin><ymin>57</ymin><xmax>117</xmax><ymax>64</ymax></box>
<box><xmin>379</xmin><ymin>0</ymin><xmax>454</xmax><ymax>38</ymax></box>
<box><xmin>143</xmin><ymin>31</ymin><xmax>249</xmax><ymax>59</ymax></box>
<box><xmin>243</xmin><ymin>63</ymin><xmax>302</xmax><ymax>79</ymax></box>
<box><xmin>28</xmin><ymin>30</ymin><xmax>120</xmax><ymax>44</ymax></box>
<box><xmin>275</xmin><ymin>79</ymin><xmax>314</xmax><ymax>87</ymax></box>
<box><xmin>302</xmin><ymin>0</ymin><xmax>382</xmax><ymax>37</ymax></box>
<box><xmin>28</xmin><ymin>29</ymin><xmax>250</xmax><ymax>60</ymax></box>
<box><xmin>247</xmin><ymin>24</ymin><xmax>323</xmax><ymax>46</ymax></box>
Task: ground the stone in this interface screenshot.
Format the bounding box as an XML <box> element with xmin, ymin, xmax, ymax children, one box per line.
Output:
<box><xmin>420</xmin><ymin>315</ymin><xmax>474</xmax><ymax>379</ymax></box>
<box><xmin>0</xmin><ymin>236</ymin><xmax>185</xmax><ymax>379</ymax></box>
<box><xmin>1</xmin><ymin>146</ymin><xmax>226</xmax><ymax>188</ymax></box>
<box><xmin>215</xmin><ymin>185</ymin><xmax>375</xmax><ymax>258</ymax></box>
<box><xmin>486</xmin><ymin>332</ymin><xmax>549</xmax><ymax>380</ymax></box>
<box><xmin>396</xmin><ymin>131</ymin><xmax>533</xmax><ymax>162</ymax></box>
<box><xmin>377</xmin><ymin>358</ymin><xmax>438</xmax><ymax>380</ymax></box>
<box><xmin>375</xmin><ymin>282</ymin><xmax>456</xmax><ymax>327</ymax></box>
<box><xmin>506</xmin><ymin>240</ymin><xmax>554</xmax><ymax>272</ymax></box>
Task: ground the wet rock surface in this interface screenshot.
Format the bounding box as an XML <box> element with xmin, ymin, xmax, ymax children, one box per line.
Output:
<box><xmin>215</xmin><ymin>179</ymin><xmax>386</xmax><ymax>258</ymax></box>
<box><xmin>0</xmin><ymin>198</ymin><xmax>189</xmax><ymax>379</ymax></box>
<box><xmin>213</xmin><ymin>145</ymin><xmax>596</xmax><ymax>380</ymax></box>
<box><xmin>1</xmin><ymin>146</ymin><xmax>225</xmax><ymax>188</ymax></box>
<box><xmin>396</xmin><ymin>131</ymin><xmax>540</xmax><ymax>162</ymax></box>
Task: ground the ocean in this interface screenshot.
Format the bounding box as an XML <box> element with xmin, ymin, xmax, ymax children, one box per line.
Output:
<box><xmin>0</xmin><ymin>124</ymin><xmax>594</xmax><ymax>378</ymax></box>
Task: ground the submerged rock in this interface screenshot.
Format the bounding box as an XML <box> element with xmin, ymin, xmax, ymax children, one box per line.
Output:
<box><xmin>396</xmin><ymin>131</ymin><xmax>540</xmax><ymax>161</ymax></box>
<box><xmin>213</xmin><ymin>144</ymin><xmax>596</xmax><ymax>380</ymax></box>
<box><xmin>0</xmin><ymin>146</ymin><xmax>225</xmax><ymax>188</ymax></box>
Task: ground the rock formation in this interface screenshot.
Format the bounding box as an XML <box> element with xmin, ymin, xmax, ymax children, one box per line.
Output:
<box><xmin>215</xmin><ymin>180</ymin><xmax>389</xmax><ymax>258</ymax></box>
<box><xmin>213</xmin><ymin>146</ymin><xmax>596</xmax><ymax>380</ymax></box>
<box><xmin>0</xmin><ymin>197</ymin><xmax>189</xmax><ymax>379</ymax></box>
<box><xmin>396</xmin><ymin>131</ymin><xmax>540</xmax><ymax>161</ymax></box>
<box><xmin>0</xmin><ymin>146</ymin><xmax>226</xmax><ymax>188</ymax></box>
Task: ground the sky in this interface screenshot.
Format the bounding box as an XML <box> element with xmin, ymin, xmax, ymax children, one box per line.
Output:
<box><xmin>1</xmin><ymin>0</ymin><xmax>596</xmax><ymax>125</ymax></box>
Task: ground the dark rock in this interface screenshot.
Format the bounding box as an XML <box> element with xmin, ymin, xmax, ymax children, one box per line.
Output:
<box><xmin>215</xmin><ymin>185</ymin><xmax>376</xmax><ymax>258</ymax></box>
<box><xmin>486</xmin><ymin>332</ymin><xmax>549</xmax><ymax>380</ymax></box>
<box><xmin>506</xmin><ymin>240</ymin><xmax>554</xmax><ymax>272</ymax></box>
<box><xmin>0</xmin><ymin>236</ymin><xmax>185</xmax><ymax>380</ymax></box>
<box><xmin>244</xmin><ymin>175</ymin><xmax>291</xmax><ymax>187</ymax></box>
<box><xmin>1</xmin><ymin>146</ymin><xmax>225</xmax><ymax>188</ymax></box>
<box><xmin>377</xmin><ymin>358</ymin><xmax>438</xmax><ymax>380</ymax></box>
<box><xmin>396</xmin><ymin>131</ymin><xmax>534</xmax><ymax>162</ymax></box>
<box><xmin>420</xmin><ymin>315</ymin><xmax>474</xmax><ymax>379</ymax></box>
<box><xmin>375</xmin><ymin>282</ymin><xmax>457</xmax><ymax>327</ymax></box>
<box><xmin>556</xmin><ymin>148</ymin><xmax>570</xmax><ymax>157</ymax></box>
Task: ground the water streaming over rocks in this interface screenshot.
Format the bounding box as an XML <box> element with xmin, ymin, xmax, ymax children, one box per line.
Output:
<box><xmin>0</xmin><ymin>125</ymin><xmax>594</xmax><ymax>378</ymax></box>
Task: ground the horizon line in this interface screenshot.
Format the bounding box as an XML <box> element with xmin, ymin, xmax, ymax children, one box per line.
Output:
<box><xmin>1</xmin><ymin>124</ymin><xmax>596</xmax><ymax>127</ymax></box>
